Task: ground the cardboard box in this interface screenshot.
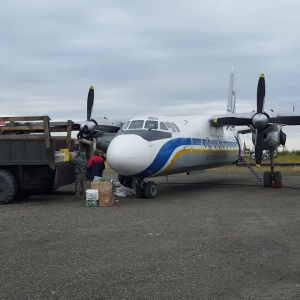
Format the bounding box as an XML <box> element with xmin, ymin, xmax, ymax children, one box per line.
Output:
<box><xmin>99</xmin><ymin>193</ymin><xmax>115</xmax><ymax>207</ymax></box>
<box><xmin>80</xmin><ymin>138</ymin><xmax>93</xmax><ymax>145</ymax></box>
<box><xmin>55</xmin><ymin>151</ymin><xmax>62</xmax><ymax>162</ymax></box>
<box><xmin>90</xmin><ymin>182</ymin><xmax>114</xmax><ymax>207</ymax></box>
<box><xmin>86</xmin><ymin>189</ymin><xmax>99</xmax><ymax>200</ymax></box>
<box><xmin>60</xmin><ymin>148</ymin><xmax>70</xmax><ymax>161</ymax></box>
<box><xmin>91</xmin><ymin>181</ymin><xmax>113</xmax><ymax>194</ymax></box>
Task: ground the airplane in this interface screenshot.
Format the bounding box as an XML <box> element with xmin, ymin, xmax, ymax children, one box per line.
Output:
<box><xmin>81</xmin><ymin>72</ymin><xmax>300</xmax><ymax>198</ymax></box>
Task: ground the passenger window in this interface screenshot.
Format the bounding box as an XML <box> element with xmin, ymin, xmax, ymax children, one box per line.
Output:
<box><xmin>160</xmin><ymin>122</ymin><xmax>168</xmax><ymax>131</ymax></box>
<box><xmin>144</xmin><ymin>120</ymin><xmax>158</xmax><ymax>130</ymax></box>
<box><xmin>128</xmin><ymin>120</ymin><xmax>144</xmax><ymax>129</ymax></box>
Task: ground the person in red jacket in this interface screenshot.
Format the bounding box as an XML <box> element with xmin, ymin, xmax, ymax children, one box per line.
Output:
<box><xmin>86</xmin><ymin>149</ymin><xmax>105</xmax><ymax>181</ymax></box>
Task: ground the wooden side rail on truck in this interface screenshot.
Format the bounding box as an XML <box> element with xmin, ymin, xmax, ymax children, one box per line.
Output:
<box><xmin>0</xmin><ymin>116</ymin><xmax>76</xmax><ymax>155</ymax></box>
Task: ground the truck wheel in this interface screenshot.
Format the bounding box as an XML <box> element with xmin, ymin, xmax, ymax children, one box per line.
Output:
<box><xmin>0</xmin><ymin>170</ymin><xmax>18</xmax><ymax>204</ymax></box>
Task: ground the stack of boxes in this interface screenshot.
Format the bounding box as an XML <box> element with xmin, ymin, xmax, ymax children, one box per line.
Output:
<box><xmin>89</xmin><ymin>181</ymin><xmax>115</xmax><ymax>207</ymax></box>
<box><xmin>55</xmin><ymin>148</ymin><xmax>70</xmax><ymax>162</ymax></box>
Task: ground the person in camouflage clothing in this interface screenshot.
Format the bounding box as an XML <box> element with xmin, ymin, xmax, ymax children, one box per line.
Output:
<box><xmin>70</xmin><ymin>151</ymin><xmax>87</xmax><ymax>198</ymax></box>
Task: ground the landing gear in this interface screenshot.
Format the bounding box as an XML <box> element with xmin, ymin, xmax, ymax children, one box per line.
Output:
<box><xmin>134</xmin><ymin>180</ymin><xmax>157</xmax><ymax>199</ymax></box>
<box><xmin>118</xmin><ymin>174</ymin><xmax>158</xmax><ymax>199</ymax></box>
<box><xmin>263</xmin><ymin>171</ymin><xmax>272</xmax><ymax>187</ymax></box>
<box><xmin>263</xmin><ymin>150</ymin><xmax>282</xmax><ymax>188</ymax></box>
<box><xmin>118</xmin><ymin>174</ymin><xmax>134</xmax><ymax>188</ymax></box>
<box><xmin>143</xmin><ymin>181</ymin><xmax>158</xmax><ymax>199</ymax></box>
<box><xmin>135</xmin><ymin>186</ymin><xmax>145</xmax><ymax>198</ymax></box>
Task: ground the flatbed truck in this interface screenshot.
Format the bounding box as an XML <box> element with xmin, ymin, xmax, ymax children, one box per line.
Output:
<box><xmin>0</xmin><ymin>116</ymin><xmax>78</xmax><ymax>204</ymax></box>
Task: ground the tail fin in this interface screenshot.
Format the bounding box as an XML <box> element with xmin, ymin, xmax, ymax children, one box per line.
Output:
<box><xmin>227</xmin><ymin>68</ymin><xmax>236</xmax><ymax>114</ymax></box>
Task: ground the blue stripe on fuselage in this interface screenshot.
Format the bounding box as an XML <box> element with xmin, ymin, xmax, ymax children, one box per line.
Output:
<box><xmin>133</xmin><ymin>138</ymin><xmax>191</xmax><ymax>178</ymax></box>
<box><xmin>133</xmin><ymin>137</ymin><xmax>238</xmax><ymax>178</ymax></box>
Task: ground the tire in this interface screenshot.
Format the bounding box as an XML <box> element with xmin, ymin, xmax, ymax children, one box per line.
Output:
<box><xmin>135</xmin><ymin>186</ymin><xmax>145</xmax><ymax>198</ymax></box>
<box><xmin>263</xmin><ymin>171</ymin><xmax>272</xmax><ymax>188</ymax></box>
<box><xmin>144</xmin><ymin>181</ymin><xmax>157</xmax><ymax>199</ymax></box>
<box><xmin>0</xmin><ymin>170</ymin><xmax>18</xmax><ymax>204</ymax></box>
<box><xmin>273</xmin><ymin>171</ymin><xmax>282</xmax><ymax>183</ymax></box>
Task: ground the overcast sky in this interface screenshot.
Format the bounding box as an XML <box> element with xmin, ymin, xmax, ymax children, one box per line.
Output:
<box><xmin>1</xmin><ymin>0</ymin><xmax>300</xmax><ymax>149</ymax></box>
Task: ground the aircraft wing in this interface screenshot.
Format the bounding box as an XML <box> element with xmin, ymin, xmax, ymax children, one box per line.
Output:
<box><xmin>210</xmin><ymin>113</ymin><xmax>254</xmax><ymax>127</ymax></box>
<box><xmin>237</xmin><ymin>127</ymin><xmax>251</xmax><ymax>134</ymax></box>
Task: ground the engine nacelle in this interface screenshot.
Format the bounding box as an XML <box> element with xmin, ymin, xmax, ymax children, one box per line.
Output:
<box><xmin>250</xmin><ymin>124</ymin><xmax>282</xmax><ymax>150</ymax></box>
<box><xmin>95</xmin><ymin>133</ymin><xmax>117</xmax><ymax>153</ymax></box>
<box><xmin>80</xmin><ymin>121</ymin><xmax>96</xmax><ymax>132</ymax></box>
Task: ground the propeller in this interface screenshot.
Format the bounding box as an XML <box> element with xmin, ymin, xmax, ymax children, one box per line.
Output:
<box><xmin>78</xmin><ymin>85</ymin><xmax>96</xmax><ymax>131</ymax></box>
<box><xmin>211</xmin><ymin>72</ymin><xmax>300</xmax><ymax>166</ymax></box>
<box><xmin>253</xmin><ymin>74</ymin><xmax>267</xmax><ymax>166</ymax></box>
<box><xmin>87</xmin><ymin>86</ymin><xmax>94</xmax><ymax>121</ymax></box>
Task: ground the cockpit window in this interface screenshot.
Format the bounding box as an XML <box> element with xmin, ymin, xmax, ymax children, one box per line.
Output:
<box><xmin>165</xmin><ymin>122</ymin><xmax>176</xmax><ymax>132</ymax></box>
<box><xmin>160</xmin><ymin>122</ymin><xmax>168</xmax><ymax>131</ymax></box>
<box><xmin>144</xmin><ymin>120</ymin><xmax>158</xmax><ymax>130</ymax></box>
<box><xmin>128</xmin><ymin>120</ymin><xmax>144</xmax><ymax>129</ymax></box>
<box><xmin>171</xmin><ymin>122</ymin><xmax>180</xmax><ymax>132</ymax></box>
<box><xmin>121</xmin><ymin>121</ymin><xmax>130</xmax><ymax>130</ymax></box>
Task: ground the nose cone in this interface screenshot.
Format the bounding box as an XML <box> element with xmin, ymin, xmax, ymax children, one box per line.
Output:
<box><xmin>107</xmin><ymin>134</ymin><xmax>151</xmax><ymax>176</ymax></box>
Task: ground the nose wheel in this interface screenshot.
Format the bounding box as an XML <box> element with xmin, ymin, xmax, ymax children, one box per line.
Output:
<box><xmin>135</xmin><ymin>178</ymin><xmax>158</xmax><ymax>199</ymax></box>
<box><xmin>118</xmin><ymin>175</ymin><xmax>158</xmax><ymax>199</ymax></box>
<box><xmin>143</xmin><ymin>181</ymin><xmax>158</xmax><ymax>198</ymax></box>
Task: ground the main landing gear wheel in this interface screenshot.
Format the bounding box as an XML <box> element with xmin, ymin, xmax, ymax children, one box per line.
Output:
<box><xmin>263</xmin><ymin>171</ymin><xmax>282</xmax><ymax>188</ymax></box>
<box><xmin>262</xmin><ymin>150</ymin><xmax>282</xmax><ymax>188</ymax></box>
<box><xmin>273</xmin><ymin>171</ymin><xmax>282</xmax><ymax>188</ymax></box>
<box><xmin>263</xmin><ymin>171</ymin><xmax>272</xmax><ymax>187</ymax></box>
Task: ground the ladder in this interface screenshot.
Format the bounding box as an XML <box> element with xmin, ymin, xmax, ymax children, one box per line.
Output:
<box><xmin>238</xmin><ymin>156</ymin><xmax>262</xmax><ymax>182</ymax></box>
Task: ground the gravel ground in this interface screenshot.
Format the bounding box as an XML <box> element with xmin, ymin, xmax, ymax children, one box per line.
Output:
<box><xmin>1</xmin><ymin>167</ymin><xmax>300</xmax><ymax>300</ymax></box>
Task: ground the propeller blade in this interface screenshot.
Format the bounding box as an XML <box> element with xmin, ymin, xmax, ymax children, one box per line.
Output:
<box><xmin>212</xmin><ymin>116</ymin><xmax>252</xmax><ymax>126</ymax></box>
<box><xmin>255</xmin><ymin>128</ymin><xmax>264</xmax><ymax>166</ymax></box>
<box><xmin>268</xmin><ymin>116</ymin><xmax>300</xmax><ymax>125</ymax></box>
<box><xmin>257</xmin><ymin>74</ymin><xmax>265</xmax><ymax>114</ymax></box>
<box><xmin>87</xmin><ymin>86</ymin><xmax>94</xmax><ymax>121</ymax></box>
<box><xmin>210</xmin><ymin>113</ymin><xmax>253</xmax><ymax>127</ymax></box>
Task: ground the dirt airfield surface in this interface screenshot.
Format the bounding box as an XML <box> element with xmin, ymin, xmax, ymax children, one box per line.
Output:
<box><xmin>1</xmin><ymin>166</ymin><xmax>300</xmax><ymax>300</ymax></box>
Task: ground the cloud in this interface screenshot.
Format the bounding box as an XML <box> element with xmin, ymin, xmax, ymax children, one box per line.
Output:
<box><xmin>1</xmin><ymin>0</ymin><xmax>300</xmax><ymax>149</ymax></box>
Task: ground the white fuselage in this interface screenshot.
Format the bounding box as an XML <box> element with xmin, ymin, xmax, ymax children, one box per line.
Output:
<box><xmin>107</xmin><ymin>116</ymin><xmax>240</xmax><ymax>178</ymax></box>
